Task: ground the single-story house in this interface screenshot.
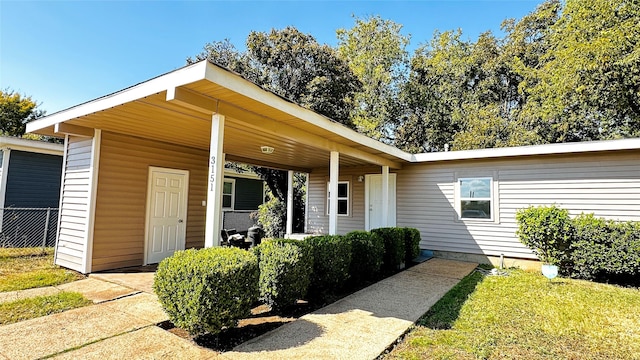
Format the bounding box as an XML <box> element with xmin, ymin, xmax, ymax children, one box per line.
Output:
<box><xmin>0</xmin><ymin>136</ymin><xmax>63</xmax><ymax>246</ymax></box>
<box><xmin>25</xmin><ymin>61</ymin><xmax>640</xmax><ymax>273</ymax></box>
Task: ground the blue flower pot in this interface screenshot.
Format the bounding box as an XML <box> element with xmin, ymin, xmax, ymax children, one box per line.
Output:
<box><xmin>541</xmin><ymin>264</ymin><xmax>558</xmax><ymax>280</ymax></box>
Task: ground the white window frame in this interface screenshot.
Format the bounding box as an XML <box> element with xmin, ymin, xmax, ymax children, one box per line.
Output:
<box><xmin>458</xmin><ymin>177</ymin><xmax>493</xmax><ymax>221</ymax></box>
<box><xmin>222</xmin><ymin>178</ymin><xmax>235</xmax><ymax>210</ymax></box>
<box><xmin>327</xmin><ymin>181</ymin><xmax>350</xmax><ymax>217</ymax></box>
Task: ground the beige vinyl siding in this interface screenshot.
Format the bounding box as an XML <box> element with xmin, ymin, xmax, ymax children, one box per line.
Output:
<box><xmin>396</xmin><ymin>150</ymin><xmax>640</xmax><ymax>259</ymax></box>
<box><xmin>307</xmin><ymin>166</ymin><xmax>382</xmax><ymax>234</ymax></box>
<box><xmin>56</xmin><ymin>136</ymin><xmax>94</xmax><ymax>272</ymax></box>
<box><xmin>91</xmin><ymin>131</ymin><xmax>207</xmax><ymax>271</ymax></box>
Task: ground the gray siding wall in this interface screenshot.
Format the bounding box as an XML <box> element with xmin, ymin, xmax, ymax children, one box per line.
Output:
<box><xmin>307</xmin><ymin>166</ymin><xmax>381</xmax><ymax>235</ymax></box>
<box><xmin>56</xmin><ymin>136</ymin><xmax>94</xmax><ymax>272</ymax></box>
<box><xmin>395</xmin><ymin>150</ymin><xmax>640</xmax><ymax>259</ymax></box>
<box><xmin>4</xmin><ymin>150</ymin><xmax>62</xmax><ymax>208</ymax></box>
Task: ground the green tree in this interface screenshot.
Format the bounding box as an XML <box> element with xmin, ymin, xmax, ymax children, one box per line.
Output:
<box><xmin>0</xmin><ymin>89</ymin><xmax>44</xmax><ymax>136</ymax></box>
<box><xmin>337</xmin><ymin>15</ymin><xmax>410</xmax><ymax>141</ymax></box>
<box><xmin>518</xmin><ymin>0</ymin><xmax>640</xmax><ymax>142</ymax></box>
<box><xmin>395</xmin><ymin>30</ymin><xmax>471</xmax><ymax>152</ymax></box>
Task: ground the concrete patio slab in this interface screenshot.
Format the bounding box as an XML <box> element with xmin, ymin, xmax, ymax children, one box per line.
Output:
<box><xmin>58</xmin><ymin>278</ymin><xmax>138</xmax><ymax>303</ymax></box>
<box><xmin>90</xmin><ymin>265</ymin><xmax>157</xmax><ymax>294</ymax></box>
<box><xmin>51</xmin><ymin>326</ymin><xmax>217</xmax><ymax>360</ymax></box>
<box><xmin>101</xmin><ymin>292</ymin><xmax>169</xmax><ymax>324</ymax></box>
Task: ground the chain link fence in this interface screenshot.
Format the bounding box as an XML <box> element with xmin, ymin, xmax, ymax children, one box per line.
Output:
<box><xmin>0</xmin><ymin>208</ymin><xmax>58</xmax><ymax>249</ymax></box>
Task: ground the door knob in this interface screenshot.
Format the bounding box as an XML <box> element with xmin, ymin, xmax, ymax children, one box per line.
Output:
<box><xmin>178</xmin><ymin>219</ymin><xmax>184</xmax><ymax>223</ymax></box>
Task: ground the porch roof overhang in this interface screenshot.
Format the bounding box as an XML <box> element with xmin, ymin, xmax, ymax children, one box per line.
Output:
<box><xmin>26</xmin><ymin>61</ymin><xmax>411</xmax><ymax>172</ymax></box>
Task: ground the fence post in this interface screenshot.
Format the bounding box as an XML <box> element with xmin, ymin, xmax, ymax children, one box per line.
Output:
<box><xmin>42</xmin><ymin>208</ymin><xmax>51</xmax><ymax>250</ymax></box>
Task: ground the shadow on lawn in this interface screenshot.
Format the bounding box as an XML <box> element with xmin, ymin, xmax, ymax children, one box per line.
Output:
<box><xmin>417</xmin><ymin>269</ymin><xmax>486</xmax><ymax>330</ymax></box>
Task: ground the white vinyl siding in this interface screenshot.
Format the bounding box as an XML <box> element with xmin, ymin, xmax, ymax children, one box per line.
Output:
<box><xmin>56</xmin><ymin>136</ymin><xmax>94</xmax><ymax>272</ymax></box>
<box><xmin>396</xmin><ymin>151</ymin><xmax>640</xmax><ymax>260</ymax></box>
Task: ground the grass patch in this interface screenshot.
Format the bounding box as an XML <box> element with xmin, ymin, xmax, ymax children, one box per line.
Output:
<box><xmin>0</xmin><ymin>248</ymin><xmax>84</xmax><ymax>292</ymax></box>
<box><xmin>418</xmin><ymin>270</ymin><xmax>484</xmax><ymax>329</ymax></box>
<box><xmin>0</xmin><ymin>291</ymin><xmax>92</xmax><ymax>325</ymax></box>
<box><xmin>387</xmin><ymin>270</ymin><xmax>640</xmax><ymax>360</ymax></box>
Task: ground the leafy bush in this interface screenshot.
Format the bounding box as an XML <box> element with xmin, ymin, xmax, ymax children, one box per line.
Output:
<box><xmin>403</xmin><ymin>228</ymin><xmax>422</xmax><ymax>264</ymax></box>
<box><xmin>254</xmin><ymin>195</ymin><xmax>286</xmax><ymax>238</ymax></box>
<box><xmin>570</xmin><ymin>213</ymin><xmax>640</xmax><ymax>284</ymax></box>
<box><xmin>256</xmin><ymin>239</ymin><xmax>313</xmax><ymax>309</ymax></box>
<box><xmin>371</xmin><ymin>227</ymin><xmax>406</xmax><ymax>273</ymax></box>
<box><xmin>153</xmin><ymin>247</ymin><xmax>258</xmax><ymax>336</ymax></box>
<box><xmin>305</xmin><ymin>235</ymin><xmax>352</xmax><ymax>300</ymax></box>
<box><xmin>516</xmin><ymin>205</ymin><xmax>573</xmax><ymax>265</ymax></box>
<box><xmin>344</xmin><ymin>230</ymin><xmax>384</xmax><ymax>284</ymax></box>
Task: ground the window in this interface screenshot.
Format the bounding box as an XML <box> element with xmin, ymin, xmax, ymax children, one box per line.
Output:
<box><xmin>459</xmin><ymin>177</ymin><xmax>492</xmax><ymax>220</ymax></box>
<box><xmin>327</xmin><ymin>181</ymin><xmax>349</xmax><ymax>216</ymax></box>
<box><xmin>222</xmin><ymin>179</ymin><xmax>235</xmax><ymax>210</ymax></box>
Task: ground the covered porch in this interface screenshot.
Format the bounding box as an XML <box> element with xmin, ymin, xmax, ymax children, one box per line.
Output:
<box><xmin>26</xmin><ymin>60</ymin><xmax>410</xmax><ymax>273</ymax></box>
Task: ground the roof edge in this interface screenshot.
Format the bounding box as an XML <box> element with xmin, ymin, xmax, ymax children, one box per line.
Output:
<box><xmin>411</xmin><ymin>138</ymin><xmax>640</xmax><ymax>163</ymax></box>
<box><xmin>0</xmin><ymin>136</ymin><xmax>64</xmax><ymax>155</ymax></box>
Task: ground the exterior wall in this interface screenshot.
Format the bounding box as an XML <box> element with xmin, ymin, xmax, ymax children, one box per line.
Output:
<box><xmin>4</xmin><ymin>150</ymin><xmax>62</xmax><ymax>208</ymax></box>
<box><xmin>395</xmin><ymin>150</ymin><xmax>640</xmax><ymax>259</ymax></box>
<box><xmin>221</xmin><ymin>176</ymin><xmax>263</xmax><ymax>231</ymax></box>
<box><xmin>91</xmin><ymin>131</ymin><xmax>208</xmax><ymax>271</ymax></box>
<box><xmin>307</xmin><ymin>165</ymin><xmax>383</xmax><ymax>234</ymax></box>
<box><xmin>56</xmin><ymin>136</ymin><xmax>94</xmax><ymax>272</ymax></box>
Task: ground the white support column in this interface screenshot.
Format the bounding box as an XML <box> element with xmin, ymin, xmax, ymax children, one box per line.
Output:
<box><xmin>382</xmin><ymin>165</ymin><xmax>390</xmax><ymax>227</ymax></box>
<box><xmin>205</xmin><ymin>114</ymin><xmax>225</xmax><ymax>247</ymax></box>
<box><xmin>329</xmin><ymin>151</ymin><xmax>339</xmax><ymax>235</ymax></box>
<box><xmin>286</xmin><ymin>170</ymin><xmax>294</xmax><ymax>236</ymax></box>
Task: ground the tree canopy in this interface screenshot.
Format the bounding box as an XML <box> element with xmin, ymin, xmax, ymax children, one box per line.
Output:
<box><xmin>0</xmin><ymin>89</ymin><xmax>44</xmax><ymax>136</ymax></box>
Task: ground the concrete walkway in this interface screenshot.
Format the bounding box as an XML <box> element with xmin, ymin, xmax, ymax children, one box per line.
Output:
<box><xmin>0</xmin><ymin>258</ymin><xmax>477</xmax><ymax>360</ymax></box>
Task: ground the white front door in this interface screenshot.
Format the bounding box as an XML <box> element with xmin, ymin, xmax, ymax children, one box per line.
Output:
<box><xmin>366</xmin><ymin>174</ymin><xmax>397</xmax><ymax>230</ymax></box>
<box><xmin>145</xmin><ymin>167</ymin><xmax>189</xmax><ymax>264</ymax></box>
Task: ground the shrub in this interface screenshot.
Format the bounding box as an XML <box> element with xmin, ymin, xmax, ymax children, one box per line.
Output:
<box><xmin>515</xmin><ymin>205</ymin><xmax>573</xmax><ymax>265</ymax></box>
<box><xmin>371</xmin><ymin>227</ymin><xmax>406</xmax><ymax>274</ymax></box>
<box><xmin>570</xmin><ymin>213</ymin><xmax>640</xmax><ymax>284</ymax></box>
<box><xmin>153</xmin><ymin>247</ymin><xmax>258</xmax><ymax>336</ymax></box>
<box><xmin>344</xmin><ymin>230</ymin><xmax>384</xmax><ymax>285</ymax></box>
<box><xmin>305</xmin><ymin>235</ymin><xmax>352</xmax><ymax>300</ymax></box>
<box><xmin>403</xmin><ymin>228</ymin><xmax>421</xmax><ymax>264</ymax></box>
<box><xmin>257</xmin><ymin>239</ymin><xmax>313</xmax><ymax>309</ymax></box>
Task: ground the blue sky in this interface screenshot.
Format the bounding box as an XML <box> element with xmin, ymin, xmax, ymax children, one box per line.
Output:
<box><xmin>1</xmin><ymin>0</ymin><xmax>540</xmax><ymax>114</ymax></box>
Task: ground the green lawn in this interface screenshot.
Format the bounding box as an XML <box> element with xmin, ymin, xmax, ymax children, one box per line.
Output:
<box><xmin>386</xmin><ymin>269</ymin><xmax>640</xmax><ymax>360</ymax></box>
<box><xmin>0</xmin><ymin>292</ymin><xmax>92</xmax><ymax>325</ymax></box>
<box><xmin>0</xmin><ymin>248</ymin><xmax>84</xmax><ymax>292</ymax></box>
<box><xmin>0</xmin><ymin>248</ymin><xmax>90</xmax><ymax>324</ymax></box>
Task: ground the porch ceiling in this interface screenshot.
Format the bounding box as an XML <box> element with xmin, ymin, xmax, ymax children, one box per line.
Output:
<box><xmin>27</xmin><ymin>62</ymin><xmax>408</xmax><ymax>172</ymax></box>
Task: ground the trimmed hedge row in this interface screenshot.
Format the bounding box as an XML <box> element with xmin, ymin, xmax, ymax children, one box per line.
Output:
<box><xmin>153</xmin><ymin>247</ymin><xmax>258</xmax><ymax>336</ymax></box>
<box><xmin>256</xmin><ymin>239</ymin><xmax>313</xmax><ymax>310</ymax></box>
<box><xmin>154</xmin><ymin>227</ymin><xmax>423</xmax><ymax>335</ymax></box>
<box><xmin>306</xmin><ymin>235</ymin><xmax>352</xmax><ymax>300</ymax></box>
<box><xmin>516</xmin><ymin>205</ymin><xmax>640</xmax><ymax>285</ymax></box>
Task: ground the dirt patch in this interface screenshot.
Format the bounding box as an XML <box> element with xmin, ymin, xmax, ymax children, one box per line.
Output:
<box><xmin>157</xmin><ymin>301</ymin><xmax>314</xmax><ymax>352</ymax></box>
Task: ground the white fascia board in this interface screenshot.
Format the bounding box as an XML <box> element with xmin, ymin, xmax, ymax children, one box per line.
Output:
<box><xmin>25</xmin><ymin>62</ymin><xmax>210</xmax><ymax>134</ymax></box>
<box><xmin>203</xmin><ymin>63</ymin><xmax>414</xmax><ymax>162</ymax></box>
<box><xmin>0</xmin><ymin>136</ymin><xmax>64</xmax><ymax>155</ymax></box>
<box><xmin>411</xmin><ymin>138</ymin><xmax>640</xmax><ymax>163</ymax></box>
